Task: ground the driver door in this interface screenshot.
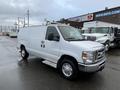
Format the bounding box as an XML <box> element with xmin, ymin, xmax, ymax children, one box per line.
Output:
<box><xmin>42</xmin><ymin>26</ymin><xmax>61</xmax><ymax>63</ymax></box>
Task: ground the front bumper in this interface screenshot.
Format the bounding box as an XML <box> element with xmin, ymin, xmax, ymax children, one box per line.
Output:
<box><xmin>78</xmin><ymin>60</ymin><xmax>105</xmax><ymax>73</ymax></box>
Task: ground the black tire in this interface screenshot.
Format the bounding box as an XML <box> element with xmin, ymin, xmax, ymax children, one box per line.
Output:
<box><xmin>59</xmin><ymin>58</ymin><xmax>78</xmax><ymax>80</ymax></box>
<box><xmin>115</xmin><ymin>41</ymin><xmax>120</xmax><ymax>48</ymax></box>
<box><xmin>104</xmin><ymin>41</ymin><xmax>110</xmax><ymax>51</ymax></box>
<box><xmin>20</xmin><ymin>46</ymin><xmax>29</xmax><ymax>59</ymax></box>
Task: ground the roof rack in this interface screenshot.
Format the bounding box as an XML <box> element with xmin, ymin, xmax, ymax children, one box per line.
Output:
<box><xmin>22</xmin><ymin>21</ymin><xmax>69</xmax><ymax>28</ymax></box>
<box><xmin>46</xmin><ymin>21</ymin><xmax>69</xmax><ymax>26</ymax></box>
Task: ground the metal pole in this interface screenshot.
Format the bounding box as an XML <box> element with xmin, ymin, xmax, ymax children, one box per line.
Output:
<box><xmin>27</xmin><ymin>10</ymin><xmax>29</xmax><ymax>27</ymax></box>
<box><xmin>1</xmin><ymin>25</ymin><xmax>2</xmax><ymax>32</ymax></box>
<box><xmin>18</xmin><ymin>17</ymin><xmax>20</xmax><ymax>30</ymax></box>
<box><xmin>23</xmin><ymin>17</ymin><xmax>25</xmax><ymax>27</ymax></box>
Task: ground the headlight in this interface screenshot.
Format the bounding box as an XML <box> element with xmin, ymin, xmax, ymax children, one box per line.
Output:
<box><xmin>82</xmin><ymin>51</ymin><xmax>96</xmax><ymax>64</ymax></box>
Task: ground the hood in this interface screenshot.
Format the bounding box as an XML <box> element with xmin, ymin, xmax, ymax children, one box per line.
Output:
<box><xmin>69</xmin><ymin>41</ymin><xmax>104</xmax><ymax>51</ymax></box>
<box><xmin>83</xmin><ymin>33</ymin><xmax>107</xmax><ymax>38</ymax></box>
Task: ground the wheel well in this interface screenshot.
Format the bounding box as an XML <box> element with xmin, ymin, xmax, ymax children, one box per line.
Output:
<box><xmin>104</xmin><ymin>40</ymin><xmax>110</xmax><ymax>45</ymax></box>
<box><xmin>20</xmin><ymin>44</ymin><xmax>25</xmax><ymax>50</ymax></box>
<box><xmin>57</xmin><ymin>55</ymin><xmax>78</xmax><ymax>69</ymax></box>
<box><xmin>106</xmin><ymin>40</ymin><xmax>110</xmax><ymax>43</ymax></box>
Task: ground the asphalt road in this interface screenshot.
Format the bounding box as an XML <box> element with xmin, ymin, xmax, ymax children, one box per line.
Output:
<box><xmin>0</xmin><ymin>36</ymin><xmax>120</xmax><ymax>90</ymax></box>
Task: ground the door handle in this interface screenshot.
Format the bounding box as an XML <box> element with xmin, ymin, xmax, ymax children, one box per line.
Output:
<box><xmin>41</xmin><ymin>45</ymin><xmax>42</xmax><ymax>47</ymax></box>
<box><xmin>41</xmin><ymin>44</ymin><xmax>45</xmax><ymax>48</ymax></box>
<box><xmin>41</xmin><ymin>41</ymin><xmax>45</xmax><ymax>48</ymax></box>
<box><xmin>43</xmin><ymin>45</ymin><xmax>45</xmax><ymax>48</ymax></box>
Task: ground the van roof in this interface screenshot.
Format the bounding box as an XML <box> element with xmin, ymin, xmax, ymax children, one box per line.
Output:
<box><xmin>22</xmin><ymin>23</ymin><xmax>69</xmax><ymax>28</ymax></box>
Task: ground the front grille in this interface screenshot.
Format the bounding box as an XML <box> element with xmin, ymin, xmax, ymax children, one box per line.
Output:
<box><xmin>95</xmin><ymin>48</ymin><xmax>105</xmax><ymax>63</ymax></box>
<box><xmin>87</xmin><ymin>36</ymin><xmax>96</xmax><ymax>41</ymax></box>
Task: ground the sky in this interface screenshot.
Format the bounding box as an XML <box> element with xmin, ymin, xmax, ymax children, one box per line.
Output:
<box><xmin>0</xmin><ymin>0</ymin><xmax>120</xmax><ymax>26</ymax></box>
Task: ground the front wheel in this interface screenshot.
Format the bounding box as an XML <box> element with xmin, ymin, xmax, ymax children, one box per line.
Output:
<box><xmin>104</xmin><ymin>41</ymin><xmax>110</xmax><ymax>51</ymax></box>
<box><xmin>59</xmin><ymin>59</ymin><xmax>78</xmax><ymax>80</ymax></box>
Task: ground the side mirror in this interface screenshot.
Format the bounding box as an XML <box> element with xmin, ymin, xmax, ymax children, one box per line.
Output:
<box><xmin>48</xmin><ymin>33</ymin><xmax>60</xmax><ymax>41</ymax></box>
<box><xmin>104</xmin><ymin>34</ymin><xmax>107</xmax><ymax>36</ymax></box>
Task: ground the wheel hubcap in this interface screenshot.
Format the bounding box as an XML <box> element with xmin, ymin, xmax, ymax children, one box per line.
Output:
<box><xmin>62</xmin><ymin>63</ymin><xmax>73</xmax><ymax>77</ymax></box>
<box><xmin>21</xmin><ymin>50</ymin><xmax>25</xmax><ymax>57</ymax></box>
<box><xmin>105</xmin><ymin>44</ymin><xmax>109</xmax><ymax>51</ymax></box>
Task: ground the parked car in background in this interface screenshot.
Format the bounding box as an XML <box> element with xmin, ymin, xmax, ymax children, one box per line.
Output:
<box><xmin>8</xmin><ymin>29</ymin><xmax>18</xmax><ymax>38</ymax></box>
<box><xmin>9</xmin><ymin>32</ymin><xmax>17</xmax><ymax>38</ymax></box>
<box><xmin>17</xmin><ymin>23</ymin><xmax>106</xmax><ymax>80</ymax></box>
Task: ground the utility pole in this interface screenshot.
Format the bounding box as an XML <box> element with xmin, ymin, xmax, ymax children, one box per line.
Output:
<box><xmin>23</xmin><ymin>17</ymin><xmax>26</xmax><ymax>27</ymax></box>
<box><xmin>27</xmin><ymin>10</ymin><xmax>30</xmax><ymax>27</ymax></box>
<box><xmin>14</xmin><ymin>22</ymin><xmax>17</xmax><ymax>31</ymax></box>
<box><xmin>18</xmin><ymin>17</ymin><xmax>20</xmax><ymax>30</ymax></box>
<box><xmin>0</xmin><ymin>25</ymin><xmax>2</xmax><ymax>32</ymax></box>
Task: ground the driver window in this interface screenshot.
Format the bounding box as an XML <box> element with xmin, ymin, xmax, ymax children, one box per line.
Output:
<box><xmin>45</xmin><ymin>26</ymin><xmax>59</xmax><ymax>40</ymax></box>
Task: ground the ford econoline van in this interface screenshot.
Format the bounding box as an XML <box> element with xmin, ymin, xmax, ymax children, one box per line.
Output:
<box><xmin>17</xmin><ymin>24</ymin><xmax>106</xmax><ymax>80</ymax></box>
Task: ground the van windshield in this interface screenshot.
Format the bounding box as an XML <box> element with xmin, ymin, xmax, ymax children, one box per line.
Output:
<box><xmin>58</xmin><ymin>26</ymin><xmax>84</xmax><ymax>41</ymax></box>
<box><xmin>84</xmin><ymin>27</ymin><xmax>109</xmax><ymax>34</ymax></box>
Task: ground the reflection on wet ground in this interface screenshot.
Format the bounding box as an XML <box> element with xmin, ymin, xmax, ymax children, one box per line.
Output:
<box><xmin>0</xmin><ymin>36</ymin><xmax>120</xmax><ymax>90</ymax></box>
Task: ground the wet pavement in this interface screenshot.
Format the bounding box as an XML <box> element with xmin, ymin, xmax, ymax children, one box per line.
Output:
<box><xmin>0</xmin><ymin>36</ymin><xmax>120</xmax><ymax>90</ymax></box>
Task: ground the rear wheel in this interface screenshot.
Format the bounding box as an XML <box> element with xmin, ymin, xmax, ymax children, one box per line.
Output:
<box><xmin>59</xmin><ymin>58</ymin><xmax>78</xmax><ymax>80</ymax></box>
<box><xmin>20</xmin><ymin>46</ymin><xmax>29</xmax><ymax>59</ymax></box>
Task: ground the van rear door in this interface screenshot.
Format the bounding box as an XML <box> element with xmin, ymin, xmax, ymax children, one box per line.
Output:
<box><xmin>29</xmin><ymin>27</ymin><xmax>46</xmax><ymax>58</ymax></box>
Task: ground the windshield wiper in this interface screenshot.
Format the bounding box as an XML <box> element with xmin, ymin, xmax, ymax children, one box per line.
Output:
<box><xmin>66</xmin><ymin>38</ymin><xmax>85</xmax><ymax>41</ymax></box>
<box><xmin>75</xmin><ymin>39</ymin><xmax>86</xmax><ymax>41</ymax></box>
<box><xmin>66</xmin><ymin>37</ymin><xmax>75</xmax><ymax>40</ymax></box>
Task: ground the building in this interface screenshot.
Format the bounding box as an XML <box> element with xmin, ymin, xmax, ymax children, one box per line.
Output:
<box><xmin>94</xmin><ymin>6</ymin><xmax>120</xmax><ymax>25</ymax></box>
<box><xmin>61</xmin><ymin>6</ymin><xmax>120</xmax><ymax>28</ymax></box>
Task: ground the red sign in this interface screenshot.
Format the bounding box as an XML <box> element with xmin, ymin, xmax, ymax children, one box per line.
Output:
<box><xmin>87</xmin><ymin>14</ymin><xmax>93</xmax><ymax>20</ymax></box>
<box><xmin>68</xmin><ymin>13</ymin><xmax>93</xmax><ymax>22</ymax></box>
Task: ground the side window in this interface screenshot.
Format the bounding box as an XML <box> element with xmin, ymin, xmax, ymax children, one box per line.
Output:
<box><xmin>110</xmin><ymin>28</ymin><xmax>114</xmax><ymax>33</ymax></box>
<box><xmin>46</xmin><ymin>26</ymin><xmax>59</xmax><ymax>40</ymax></box>
<box><xmin>117</xmin><ymin>29</ymin><xmax>120</xmax><ymax>33</ymax></box>
<box><xmin>114</xmin><ymin>28</ymin><xmax>119</xmax><ymax>35</ymax></box>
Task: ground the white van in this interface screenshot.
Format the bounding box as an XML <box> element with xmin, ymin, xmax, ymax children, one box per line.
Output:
<box><xmin>17</xmin><ymin>23</ymin><xmax>106</xmax><ymax>80</ymax></box>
